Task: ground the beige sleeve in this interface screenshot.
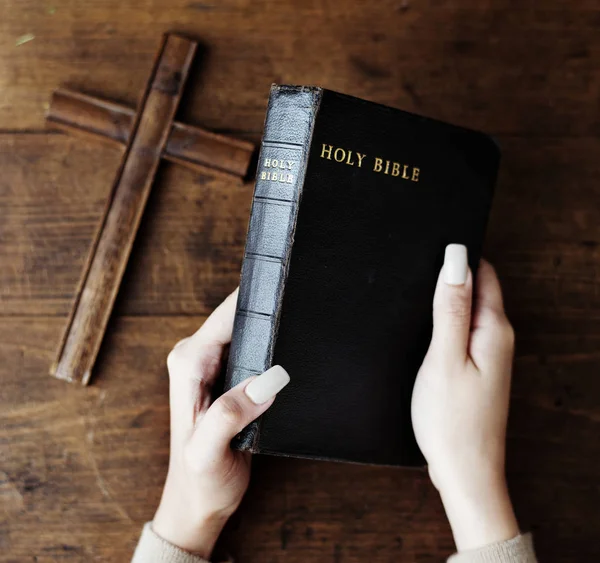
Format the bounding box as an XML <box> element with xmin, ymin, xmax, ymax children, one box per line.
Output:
<box><xmin>448</xmin><ymin>533</ymin><xmax>537</xmax><ymax>563</ymax></box>
<box><xmin>131</xmin><ymin>522</ymin><xmax>209</xmax><ymax>563</ymax></box>
<box><xmin>132</xmin><ymin>522</ymin><xmax>537</xmax><ymax>563</ymax></box>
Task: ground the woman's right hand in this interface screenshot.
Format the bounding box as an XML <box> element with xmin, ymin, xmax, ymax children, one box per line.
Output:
<box><xmin>411</xmin><ymin>245</ymin><xmax>519</xmax><ymax>552</ymax></box>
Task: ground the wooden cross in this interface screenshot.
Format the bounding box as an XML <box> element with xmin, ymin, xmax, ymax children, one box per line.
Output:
<box><xmin>48</xmin><ymin>33</ymin><xmax>254</xmax><ymax>385</ymax></box>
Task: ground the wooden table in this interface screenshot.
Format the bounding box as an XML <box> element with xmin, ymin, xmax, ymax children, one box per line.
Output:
<box><xmin>1</xmin><ymin>1</ymin><xmax>599</xmax><ymax>561</ymax></box>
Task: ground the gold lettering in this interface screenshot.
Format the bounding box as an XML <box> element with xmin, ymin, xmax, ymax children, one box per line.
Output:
<box><xmin>321</xmin><ymin>144</ymin><xmax>333</xmax><ymax>159</ymax></box>
<box><xmin>287</xmin><ymin>174</ymin><xmax>294</xmax><ymax>183</ymax></box>
<box><xmin>287</xmin><ymin>160</ymin><xmax>295</xmax><ymax>169</ymax></box>
<box><xmin>260</xmin><ymin>171</ymin><xmax>267</xmax><ymax>179</ymax></box>
<box><xmin>318</xmin><ymin>144</ymin><xmax>419</xmax><ymax>183</ymax></box>
<box><xmin>334</xmin><ymin>148</ymin><xmax>346</xmax><ymax>162</ymax></box>
<box><xmin>264</xmin><ymin>158</ymin><xmax>271</xmax><ymax>167</ymax></box>
<box><xmin>272</xmin><ymin>172</ymin><xmax>278</xmax><ymax>181</ymax></box>
<box><xmin>273</xmin><ymin>159</ymin><xmax>280</xmax><ymax>168</ymax></box>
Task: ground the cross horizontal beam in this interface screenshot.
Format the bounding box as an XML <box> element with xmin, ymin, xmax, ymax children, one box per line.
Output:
<box><xmin>47</xmin><ymin>88</ymin><xmax>254</xmax><ymax>179</ymax></box>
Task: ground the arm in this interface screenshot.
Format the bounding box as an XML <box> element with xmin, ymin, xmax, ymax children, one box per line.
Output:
<box><xmin>411</xmin><ymin>245</ymin><xmax>537</xmax><ymax>562</ymax></box>
<box><xmin>132</xmin><ymin>289</ymin><xmax>290</xmax><ymax>562</ymax></box>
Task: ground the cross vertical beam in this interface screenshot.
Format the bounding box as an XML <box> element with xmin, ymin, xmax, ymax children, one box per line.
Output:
<box><xmin>51</xmin><ymin>34</ymin><xmax>197</xmax><ymax>384</ymax></box>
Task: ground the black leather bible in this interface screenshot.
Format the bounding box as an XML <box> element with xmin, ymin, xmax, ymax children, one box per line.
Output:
<box><xmin>224</xmin><ymin>85</ymin><xmax>500</xmax><ymax>466</ymax></box>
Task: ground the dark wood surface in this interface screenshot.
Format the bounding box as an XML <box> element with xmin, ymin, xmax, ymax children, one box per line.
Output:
<box><xmin>1</xmin><ymin>1</ymin><xmax>598</xmax><ymax>561</ymax></box>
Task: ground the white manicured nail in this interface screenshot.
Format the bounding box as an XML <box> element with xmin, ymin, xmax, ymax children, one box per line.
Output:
<box><xmin>443</xmin><ymin>244</ymin><xmax>468</xmax><ymax>285</ymax></box>
<box><xmin>245</xmin><ymin>365</ymin><xmax>290</xmax><ymax>405</ymax></box>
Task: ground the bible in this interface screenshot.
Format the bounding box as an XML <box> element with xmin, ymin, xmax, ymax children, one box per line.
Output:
<box><xmin>224</xmin><ymin>85</ymin><xmax>500</xmax><ymax>466</ymax></box>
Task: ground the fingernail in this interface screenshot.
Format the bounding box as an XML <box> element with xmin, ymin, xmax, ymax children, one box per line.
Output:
<box><xmin>245</xmin><ymin>365</ymin><xmax>290</xmax><ymax>405</ymax></box>
<box><xmin>443</xmin><ymin>244</ymin><xmax>468</xmax><ymax>285</ymax></box>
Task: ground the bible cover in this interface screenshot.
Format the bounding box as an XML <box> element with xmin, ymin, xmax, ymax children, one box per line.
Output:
<box><xmin>224</xmin><ymin>85</ymin><xmax>500</xmax><ymax>466</ymax></box>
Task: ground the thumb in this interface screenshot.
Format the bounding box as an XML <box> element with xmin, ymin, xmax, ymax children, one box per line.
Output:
<box><xmin>430</xmin><ymin>244</ymin><xmax>473</xmax><ymax>365</ymax></box>
<box><xmin>187</xmin><ymin>365</ymin><xmax>290</xmax><ymax>463</ymax></box>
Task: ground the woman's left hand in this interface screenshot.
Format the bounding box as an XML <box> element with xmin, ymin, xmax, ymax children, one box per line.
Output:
<box><xmin>152</xmin><ymin>289</ymin><xmax>290</xmax><ymax>558</ymax></box>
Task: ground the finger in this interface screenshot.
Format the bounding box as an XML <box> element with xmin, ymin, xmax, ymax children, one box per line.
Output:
<box><xmin>469</xmin><ymin>261</ymin><xmax>515</xmax><ymax>371</ymax></box>
<box><xmin>166</xmin><ymin>288</ymin><xmax>239</xmax><ymax>437</ymax></box>
<box><xmin>189</xmin><ymin>287</ymin><xmax>239</xmax><ymax>348</ymax></box>
<box><xmin>187</xmin><ymin>366</ymin><xmax>290</xmax><ymax>464</ymax></box>
<box><xmin>166</xmin><ymin>339</ymin><xmax>213</xmax><ymax>438</ymax></box>
<box><xmin>167</xmin><ymin>287</ymin><xmax>239</xmax><ymax>387</ymax></box>
<box><xmin>431</xmin><ymin>244</ymin><xmax>473</xmax><ymax>365</ymax></box>
<box><xmin>473</xmin><ymin>260</ymin><xmax>504</xmax><ymax>322</ymax></box>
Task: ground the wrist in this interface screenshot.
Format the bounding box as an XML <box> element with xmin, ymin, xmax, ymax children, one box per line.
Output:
<box><xmin>153</xmin><ymin>504</ymin><xmax>229</xmax><ymax>558</ymax></box>
<box><xmin>438</xmin><ymin>471</ymin><xmax>519</xmax><ymax>552</ymax></box>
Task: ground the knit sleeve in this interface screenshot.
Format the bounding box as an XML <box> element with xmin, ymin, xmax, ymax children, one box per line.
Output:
<box><xmin>131</xmin><ymin>522</ymin><xmax>210</xmax><ymax>563</ymax></box>
<box><xmin>448</xmin><ymin>533</ymin><xmax>537</xmax><ymax>563</ymax></box>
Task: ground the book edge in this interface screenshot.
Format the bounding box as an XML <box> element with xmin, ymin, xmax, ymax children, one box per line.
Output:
<box><xmin>226</xmin><ymin>84</ymin><xmax>323</xmax><ymax>453</ymax></box>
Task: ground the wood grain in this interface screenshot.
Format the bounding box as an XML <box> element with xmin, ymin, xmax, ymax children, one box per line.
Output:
<box><xmin>47</xmin><ymin>88</ymin><xmax>254</xmax><ymax>178</ymax></box>
<box><xmin>1</xmin><ymin>0</ymin><xmax>599</xmax><ymax>561</ymax></box>
<box><xmin>51</xmin><ymin>34</ymin><xmax>197</xmax><ymax>384</ymax></box>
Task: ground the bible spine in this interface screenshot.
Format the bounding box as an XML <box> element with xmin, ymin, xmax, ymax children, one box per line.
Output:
<box><xmin>225</xmin><ymin>85</ymin><xmax>322</xmax><ymax>451</ymax></box>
